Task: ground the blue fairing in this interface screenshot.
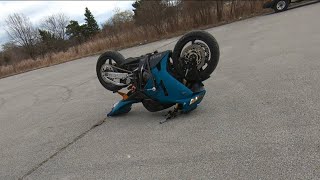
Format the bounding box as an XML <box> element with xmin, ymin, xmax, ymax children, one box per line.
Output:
<box><xmin>107</xmin><ymin>100</ymin><xmax>138</xmax><ymax>117</ymax></box>
<box><xmin>144</xmin><ymin>52</ymin><xmax>206</xmax><ymax>112</ymax></box>
<box><xmin>108</xmin><ymin>51</ymin><xmax>206</xmax><ymax>116</ymax></box>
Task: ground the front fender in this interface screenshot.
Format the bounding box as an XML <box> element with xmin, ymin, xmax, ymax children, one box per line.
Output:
<box><xmin>107</xmin><ymin>100</ymin><xmax>138</xmax><ymax>117</ymax></box>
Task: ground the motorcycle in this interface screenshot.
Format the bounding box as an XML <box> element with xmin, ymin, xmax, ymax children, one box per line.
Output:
<box><xmin>96</xmin><ymin>30</ymin><xmax>220</xmax><ymax>123</ymax></box>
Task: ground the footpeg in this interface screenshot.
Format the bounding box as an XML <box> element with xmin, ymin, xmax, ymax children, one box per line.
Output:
<box><xmin>160</xmin><ymin>104</ymin><xmax>180</xmax><ymax>124</ymax></box>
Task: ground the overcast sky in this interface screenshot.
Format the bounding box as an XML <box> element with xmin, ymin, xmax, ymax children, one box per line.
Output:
<box><xmin>0</xmin><ymin>1</ymin><xmax>134</xmax><ymax>49</ymax></box>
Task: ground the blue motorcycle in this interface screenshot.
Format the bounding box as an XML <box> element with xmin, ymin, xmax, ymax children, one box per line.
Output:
<box><xmin>96</xmin><ymin>30</ymin><xmax>220</xmax><ymax>123</ymax></box>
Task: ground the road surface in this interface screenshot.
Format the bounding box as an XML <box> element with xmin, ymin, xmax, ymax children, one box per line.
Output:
<box><xmin>1</xmin><ymin>2</ymin><xmax>320</xmax><ymax>179</ymax></box>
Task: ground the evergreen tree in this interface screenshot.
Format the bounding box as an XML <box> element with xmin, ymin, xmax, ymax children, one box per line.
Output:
<box><xmin>39</xmin><ymin>29</ymin><xmax>56</xmax><ymax>42</ymax></box>
<box><xmin>66</xmin><ymin>20</ymin><xmax>85</xmax><ymax>43</ymax></box>
<box><xmin>83</xmin><ymin>7</ymin><xmax>100</xmax><ymax>38</ymax></box>
<box><xmin>66</xmin><ymin>8</ymin><xmax>99</xmax><ymax>42</ymax></box>
<box><xmin>38</xmin><ymin>29</ymin><xmax>58</xmax><ymax>55</ymax></box>
<box><xmin>132</xmin><ymin>0</ymin><xmax>142</xmax><ymax>19</ymax></box>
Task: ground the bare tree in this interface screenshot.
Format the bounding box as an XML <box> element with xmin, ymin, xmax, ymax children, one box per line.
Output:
<box><xmin>133</xmin><ymin>0</ymin><xmax>167</xmax><ymax>34</ymax></box>
<box><xmin>41</xmin><ymin>13</ymin><xmax>69</xmax><ymax>40</ymax></box>
<box><xmin>5</xmin><ymin>13</ymin><xmax>38</xmax><ymax>59</ymax></box>
<box><xmin>111</xmin><ymin>8</ymin><xmax>133</xmax><ymax>25</ymax></box>
<box><xmin>104</xmin><ymin>8</ymin><xmax>134</xmax><ymax>33</ymax></box>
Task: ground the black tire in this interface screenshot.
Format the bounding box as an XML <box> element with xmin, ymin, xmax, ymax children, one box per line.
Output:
<box><xmin>96</xmin><ymin>51</ymin><xmax>126</xmax><ymax>92</ymax></box>
<box><xmin>273</xmin><ymin>0</ymin><xmax>289</xmax><ymax>12</ymax></box>
<box><xmin>172</xmin><ymin>30</ymin><xmax>220</xmax><ymax>81</ymax></box>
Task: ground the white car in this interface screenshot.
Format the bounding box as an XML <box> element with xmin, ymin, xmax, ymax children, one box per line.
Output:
<box><xmin>263</xmin><ymin>0</ymin><xmax>303</xmax><ymax>12</ymax></box>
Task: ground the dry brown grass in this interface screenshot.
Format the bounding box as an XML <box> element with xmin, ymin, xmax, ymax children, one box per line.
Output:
<box><xmin>0</xmin><ymin>2</ymin><xmax>269</xmax><ymax>79</ymax></box>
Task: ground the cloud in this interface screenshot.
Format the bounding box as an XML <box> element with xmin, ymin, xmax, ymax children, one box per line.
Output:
<box><xmin>0</xmin><ymin>1</ymin><xmax>134</xmax><ymax>48</ymax></box>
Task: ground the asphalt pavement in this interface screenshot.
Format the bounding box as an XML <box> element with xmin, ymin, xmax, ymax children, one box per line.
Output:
<box><xmin>1</xmin><ymin>2</ymin><xmax>320</xmax><ymax>179</ymax></box>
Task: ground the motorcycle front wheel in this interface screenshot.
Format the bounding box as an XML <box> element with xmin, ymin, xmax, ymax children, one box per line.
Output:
<box><xmin>172</xmin><ymin>30</ymin><xmax>220</xmax><ymax>81</ymax></box>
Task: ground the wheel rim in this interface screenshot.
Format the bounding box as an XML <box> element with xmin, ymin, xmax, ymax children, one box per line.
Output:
<box><xmin>100</xmin><ymin>59</ymin><xmax>117</xmax><ymax>83</ymax></box>
<box><xmin>276</xmin><ymin>1</ymin><xmax>286</xmax><ymax>10</ymax></box>
<box><xmin>180</xmin><ymin>40</ymin><xmax>211</xmax><ymax>71</ymax></box>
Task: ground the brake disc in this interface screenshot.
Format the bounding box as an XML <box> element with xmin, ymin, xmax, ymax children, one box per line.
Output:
<box><xmin>182</xmin><ymin>43</ymin><xmax>206</xmax><ymax>70</ymax></box>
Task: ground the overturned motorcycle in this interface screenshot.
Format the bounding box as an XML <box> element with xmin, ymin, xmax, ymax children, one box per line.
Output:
<box><xmin>96</xmin><ymin>30</ymin><xmax>220</xmax><ymax>123</ymax></box>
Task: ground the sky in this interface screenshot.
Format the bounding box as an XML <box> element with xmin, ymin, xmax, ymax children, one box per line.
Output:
<box><xmin>0</xmin><ymin>1</ymin><xmax>134</xmax><ymax>49</ymax></box>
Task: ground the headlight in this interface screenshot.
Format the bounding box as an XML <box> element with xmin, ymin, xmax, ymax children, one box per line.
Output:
<box><xmin>189</xmin><ymin>96</ymin><xmax>199</xmax><ymax>105</ymax></box>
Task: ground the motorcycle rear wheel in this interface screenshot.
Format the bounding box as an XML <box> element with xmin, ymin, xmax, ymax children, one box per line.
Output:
<box><xmin>172</xmin><ymin>30</ymin><xmax>220</xmax><ymax>81</ymax></box>
<box><xmin>96</xmin><ymin>51</ymin><xmax>126</xmax><ymax>92</ymax></box>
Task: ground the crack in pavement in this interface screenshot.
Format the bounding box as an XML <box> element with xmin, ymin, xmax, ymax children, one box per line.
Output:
<box><xmin>19</xmin><ymin>118</ymin><xmax>107</xmax><ymax>180</ymax></box>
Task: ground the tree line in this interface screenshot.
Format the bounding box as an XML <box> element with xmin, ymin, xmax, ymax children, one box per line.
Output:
<box><xmin>99</xmin><ymin>0</ymin><xmax>265</xmax><ymax>47</ymax></box>
<box><xmin>1</xmin><ymin>7</ymin><xmax>100</xmax><ymax>65</ymax></box>
<box><xmin>0</xmin><ymin>0</ymin><xmax>266</xmax><ymax>66</ymax></box>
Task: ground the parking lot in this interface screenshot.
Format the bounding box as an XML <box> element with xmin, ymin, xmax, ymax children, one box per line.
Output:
<box><xmin>0</xmin><ymin>2</ymin><xmax>320</xmax><ymax>179</ymax></box>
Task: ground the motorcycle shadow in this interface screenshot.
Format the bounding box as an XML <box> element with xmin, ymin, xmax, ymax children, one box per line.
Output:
<box><xmin>107</xmin><ymin>105</ymin><xmax>203</xmax><ymax>125</ymax></box>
